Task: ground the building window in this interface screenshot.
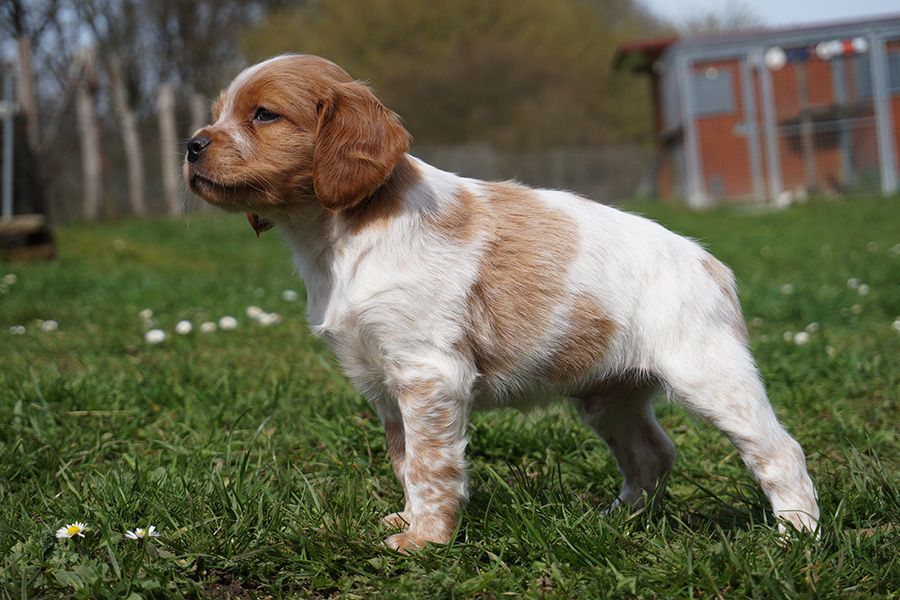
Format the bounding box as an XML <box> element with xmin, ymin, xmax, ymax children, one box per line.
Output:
<box><xmin>890</xmin><ymin>50</ymin><xmax>900</xmax><ymax>92</ymax></box>
<box><xmin>855</xmin><ymin>50</ymin><xmax>900</xmax><ymax>96</ymax></box>
<box><xmin>691</xmin><ymin>69</ymin><xmax>735</xmax><ymax>117</ymax></box>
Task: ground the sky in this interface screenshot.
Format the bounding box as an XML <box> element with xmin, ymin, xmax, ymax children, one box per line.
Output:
<box><xmin>641</xmin><ymin>0</ymin><xmax>898</xmax><ymax>28</ymax></box>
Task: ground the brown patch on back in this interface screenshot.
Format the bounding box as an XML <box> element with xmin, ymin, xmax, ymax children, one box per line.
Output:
<box><xmin>543</xmin><ymin>294</ymin><xmax>616</xmax><ymax>382</ymax></box>
<box><xmin>702</xmin><ymin>256</ymin><xmax>749</xmax><ymax>342</ymax></box>
<box><xmin>426</xmin><ymin>188</ymin><xmax>480</xmax><ymax>243</ymax></box>
<box><xmin>342</xmin><ymin>155</ymin><xmax>420</xmax><ymax>235</ymax></box>
<box><xmin>461</xmin><ymin>182</ymin><xmax>579</xmax><ymax>378</ymax></box>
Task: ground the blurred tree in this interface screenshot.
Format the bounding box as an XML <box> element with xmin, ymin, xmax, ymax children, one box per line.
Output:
<box><xmin>680</xmin><ymin>0</ymin><xmax>762</xmax><ymax>34</ymax></box>
<box><xmin>80</xmin><ymin>0</ymin><xmax>147</xmax><ymax>216</ymax></box>
<box><xmin>75</xmin><ymin>47</ymin><xmax>103</xmax><ymax>221</ymax></box>
<box><xmin>242</xmin><ymin>0</ymin><xmax>662</xmax><ymax>148</ymax></box>
<box><xmin>1</xmin><ymin>0</ymin><xmax>59</xmax><ymax>217</ymax></box>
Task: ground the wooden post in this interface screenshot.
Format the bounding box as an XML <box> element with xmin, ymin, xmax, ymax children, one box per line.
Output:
<box><xmin>156</xmin><ymin>82</ymin><xmax>180</xmax><ymax>216</ymax></box>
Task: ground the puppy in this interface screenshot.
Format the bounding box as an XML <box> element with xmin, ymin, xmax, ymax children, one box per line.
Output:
<box><xmin>186</xmin><ymin>54</ymin><xmax>819</xmax><ymax>551</ymax></box>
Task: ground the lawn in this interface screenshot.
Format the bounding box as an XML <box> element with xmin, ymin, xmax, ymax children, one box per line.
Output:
<box><xmin>1</xmin><ymin>198</ymin><xmax>898</xmax><ymax>598</ymax></box>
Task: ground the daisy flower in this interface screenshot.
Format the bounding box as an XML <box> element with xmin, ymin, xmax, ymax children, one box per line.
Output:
<box><xmin>41</xmin><ymin>319</ymin><xmax>59</xmax><ymax>333</ymax></box>
<box><xmin>139</xmin><ymin>309</ymin><xmax>154</xmax><ymax>321</ymax></box>
<box><xmin>218</xmin><ymin>316</ymin><xmax>238</xmax><ymax>330</ymax></box>
<box><xmin>246</xmin><ymin>306</ymin><xmax>263</xmax><ymax>319</ymax></box>
<box><xmin>56</xmin><ymin>521</ymin><xmax>87</xmax><ymax>539</ymax></box>
<box><xmin>258</xmin><ymin>312</ymin><xmax>281</xmax><ymax>326</ymax></box>
<box><xmin>282</xmin><ymin>289</ymin><xmax>298</xmax><ymax>302</ymax></box>
<box><xmin>200</xmin><ymin>321</ymin><xmax>217</xmax><ymax>333</ymax></box>
<box><xmin>9</xmin><ymin>325</ymin><xmax>25</xmax><ymax>335</ymax></box>
<box><xmin>175</xmin><ymin>320</ymin><xmax>193</xmax><ymax>335</ymax></box>
<box><xmin>145</xmin><ymin>329</ymin><xmax>166</xmax><ymax>344</ymax></box>
<box><xmin>125</xmin><ymin>525</ymin><xmax>160</xmax><ymax>540</ymax></box>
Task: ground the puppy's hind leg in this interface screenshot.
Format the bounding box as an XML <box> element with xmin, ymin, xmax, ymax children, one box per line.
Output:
<box><xmin>574</xmin><ymin>376</ymin><xmax>675</xmax><ymax>511</ymax></box>
<box><xmin>657</xmin><ymin>328</ymin><xmax>820</xmax><ymax>533</ymax></box>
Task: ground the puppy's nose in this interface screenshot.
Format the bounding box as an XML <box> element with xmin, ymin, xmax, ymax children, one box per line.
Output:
<box><xmin>186</xmin><ymin>135</ymin><xmax>211</xmax><ymax>163</ymax></box>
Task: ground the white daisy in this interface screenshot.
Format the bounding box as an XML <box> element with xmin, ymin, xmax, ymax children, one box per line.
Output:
<box><xmin>805</xmin><ymin>322</ymin><xmax>819</xmax><ymax>333</ymax></box>
<box><xmin>218</xmin><ymin>316</ymin><xmax>238</xmax><ymax>330</ymax></box>
<box><xmin>847</xmin><ymin>278</ymin><xmax>860</xmax><ymax>289</ymax></box>
<box><xmin>282</xmin><ymin>290</ymin><xmax>298</xmax><ymax>302</ymax></box>
<box><xmin>794</xmin><ymin>331</ymin><xmax>810</xmax><ymax>345</ymax></box>
<box><xmin>175</xmin><ymin>320</ymin><xmax>193</xmax><ymax>335</ymax></box>
<box><xmin>857</xmin><ymin>284</ymin><xmax>870</xmax><ymax>296</ymax></box>
<box><xmin>2</xmin><ymin>273</ymin><xmax>16</xmax><ymax>285</ymax></box>
<box><xmin>9</xmin><ymin>325</ymin><xmax>25</xmax><ymax>335</ymax></box>
<box><xmin>55</xmin><ymin>521</ymin><xmax>87</xmax><ymax>539</ymax></box>
<box><xmin>41</xmin><ymin>320</ymin><xmax>58</xmax><ymax>333</ymax></box>
<box><xmin>246</xmin><ymin>306</ymin><xmax>263</xmax><ymax>319</ymax></box>
<box><xmin>892</xmin><ymin>319</ymin><xmax>900</xmax><ymax>334</ymax></box>
<box><xmin>200</xmin><ymin>321</ymin><xmax>217</xmax><ymax>333</ymax></box>
<box><xmin>782</xmin><ymin>331</ymin><xmax>794</xmax><ymax>342</ymax></box>
<box><xmin>145</xmin><ymin>329</ymin><xmax>166</xmax><ymax>344</ymax></box>
<box><xmin>139</xmin><ymin>309</ymin><xmax>154</xmax><ymax>321</ymax></box>
<box><xmin>258</xmin><ymin>312</ymin><xmax>281</xmax><ymax>326</ymax></box>
<box><xmin>125</xmin><ymin>525</ymin><xmax>160</xmax><ymax>540</ymax></box>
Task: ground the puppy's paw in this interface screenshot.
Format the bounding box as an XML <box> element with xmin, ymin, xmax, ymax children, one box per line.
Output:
<box><xmin>382</xmin><ymin>511</ymin><xmax>411</xmax><ymax>530</ymax></box>
<box><xmin>385</xmin><ymin>532</ymin><xmax>429</xmax><ymax>553</ymax></box>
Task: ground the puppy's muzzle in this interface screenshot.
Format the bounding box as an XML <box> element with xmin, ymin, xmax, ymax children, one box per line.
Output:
<box><xmin>186</xmin><ymin>135</ymin><xmax>211</xmax><ymax>163</ymax></box>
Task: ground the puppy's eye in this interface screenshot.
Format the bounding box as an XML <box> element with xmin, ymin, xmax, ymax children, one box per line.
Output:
<box><xmin>253</xmin><ymin>107</ymin><xmax>280</xmax><ymax>122</ymax></box>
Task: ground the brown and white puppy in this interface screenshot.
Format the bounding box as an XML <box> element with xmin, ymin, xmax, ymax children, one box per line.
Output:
<box><xmin>186</xmin><ymin>54</ymin><xmax>819</xmax><ymax>552</ymax></box>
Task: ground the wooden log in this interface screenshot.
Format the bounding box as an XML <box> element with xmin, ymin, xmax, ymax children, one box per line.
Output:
<box><xmin>0</xmin><ymin>213</ymin><xmax>56</xmax><ymax>262</ymax></box>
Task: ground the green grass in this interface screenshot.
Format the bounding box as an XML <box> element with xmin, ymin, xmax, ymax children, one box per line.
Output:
<box><xmin>1</xmin><ymin>199</ymin><xmax>898</xmax><ymax>598</ymax></box>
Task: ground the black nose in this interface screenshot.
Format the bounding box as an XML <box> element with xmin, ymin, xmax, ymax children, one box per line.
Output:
<box><xmin>186</xmin><ymin>136</ymin><xmax>211</xmax><ymax>163</ymax></box>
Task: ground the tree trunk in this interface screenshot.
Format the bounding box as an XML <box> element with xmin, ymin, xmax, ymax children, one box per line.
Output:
<box><xmin>107</xmin><ymin>53</ymin><xmax>147</xmax><ymax>217</ymax></box>
<box><xmin>15</xmin><ymin>36</ymin><xmax>40</xmax><ymax>155</ymax></box>
<box><xmin>156</xmin><ymin>82</ymin><xmax>180</xmax><ymax>216</ymax></box>
<box><xmin>76</xmin><ymin>48</ymin><xmax>103</xmax><ymax>221</ymax></box>
<box><xmin>189</xmin><ymin>91</ymin><xmax>207</xmax><ymax>135</ymax></box>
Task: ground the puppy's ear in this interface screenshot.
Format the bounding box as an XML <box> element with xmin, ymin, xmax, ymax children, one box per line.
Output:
<box><xmin>312</xmin><ymin>82</ymin><xmax>410</xmax><ymax>211</ymax></box>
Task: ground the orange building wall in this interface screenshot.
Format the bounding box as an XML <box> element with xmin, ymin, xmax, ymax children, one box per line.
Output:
<box><xmin>692</xmin><ymin>59</ymin><xmax>755</xmax><ymax>200</ymax></box>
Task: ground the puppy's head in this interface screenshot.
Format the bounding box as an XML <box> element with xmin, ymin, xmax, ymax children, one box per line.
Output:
<box><xmin>185</xmin><ymin>54</ymin><xmax>410</xmax><ymax>229</ymax></box>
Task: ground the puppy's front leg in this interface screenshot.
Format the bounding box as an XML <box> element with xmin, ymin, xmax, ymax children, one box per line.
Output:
<box><xmin>380</xmin><ymin>417</ymin><xmax>412</xmax><ymax>529</ymax></box>
<box><xmin>385</xmin><ymin>380</ymin><xmax>467</xmax><ymax>552</ymax></box>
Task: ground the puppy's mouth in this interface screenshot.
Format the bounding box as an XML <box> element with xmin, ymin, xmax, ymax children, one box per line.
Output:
<box><xmin>188</xmin><ymin>171</ymin><xmax>274</xmax><ymax>236</ymax></box>
<box><xmin>189</xmin><ymin>172</ymin><xmax>236</xmax><ymax>195</ymax></box>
